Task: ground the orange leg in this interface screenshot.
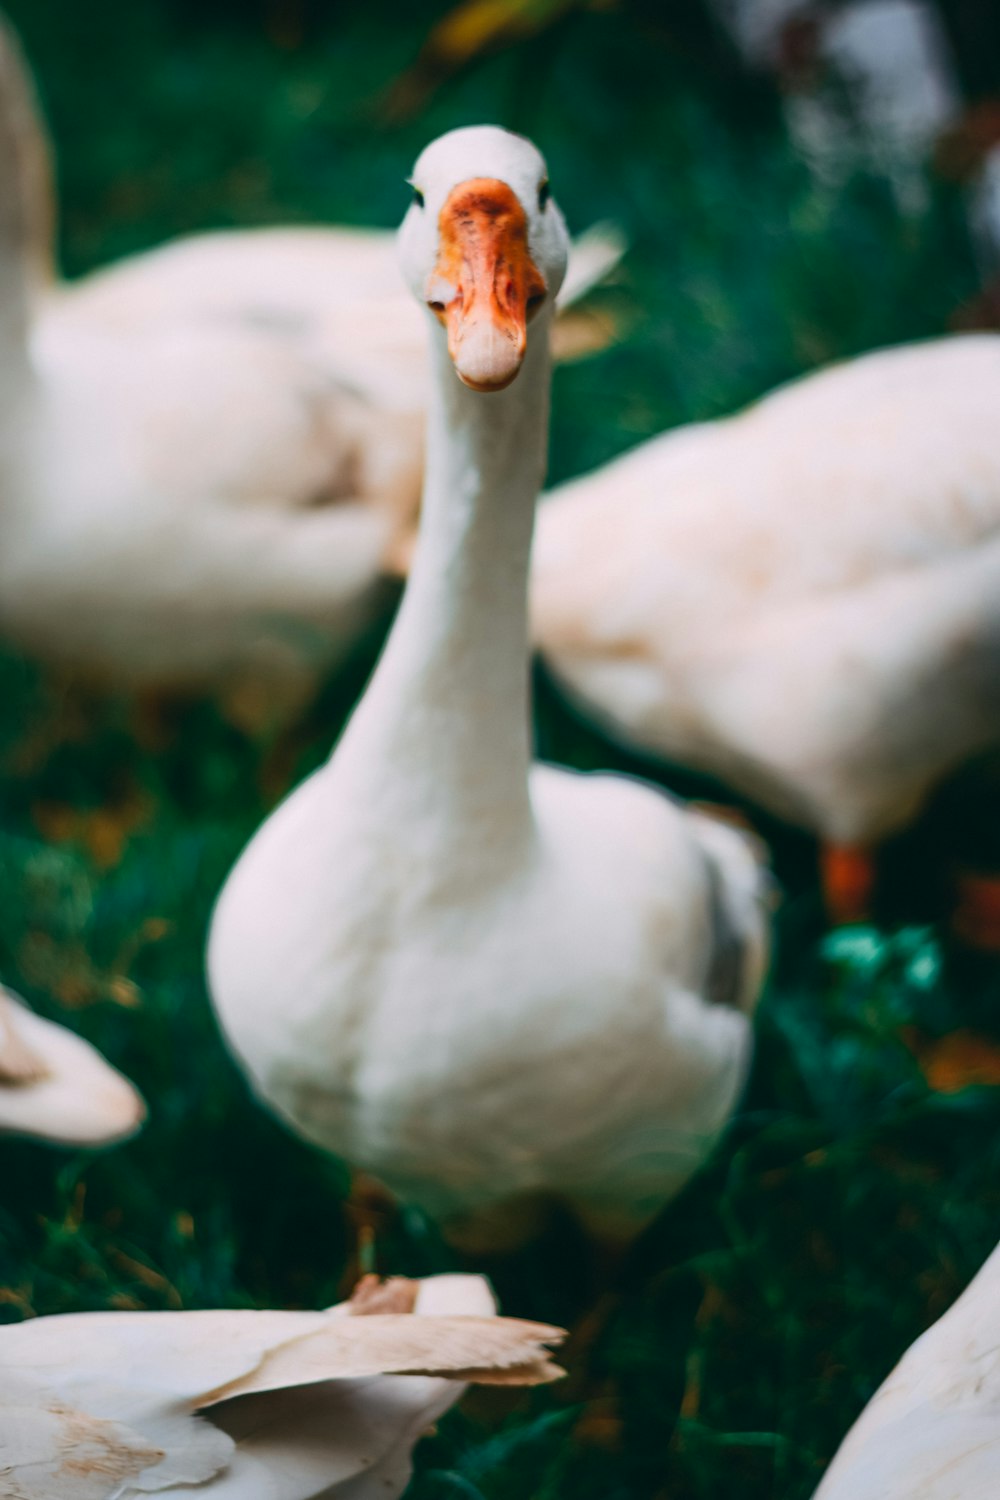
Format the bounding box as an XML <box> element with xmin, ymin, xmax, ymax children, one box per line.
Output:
<box><xmin>338</xmin><ymin>1171</ymin><xmax>400</xmax><ymax>1294</ymax></box>
<box><xmin>951</xmin><ymin>871</ymin><xmax>1000</xmax><ymax>952</ymax></box>
<box><xmin>820</xmin><ymin>842</ymin><xmax>877</xmax><ymax>925</ymax></box>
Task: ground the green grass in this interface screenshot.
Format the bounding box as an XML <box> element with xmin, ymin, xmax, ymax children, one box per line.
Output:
<box><xmin>2</xmin><ymin>3</ymin><xmax>1000</xmax><ymax>1497</ymax></box>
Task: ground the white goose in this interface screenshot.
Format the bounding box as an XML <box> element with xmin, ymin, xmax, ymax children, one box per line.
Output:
<box><xmin>0</xmin><ymin>19</ymin><xmax>406</xmax><ymax>704</ymax></box>
<box><xmin>0</xmin><ymin>1272</ymin><xmax>564</xmax><ymax>1499</ymax></box>
<box><xmin>531</xmin><ymin>336</ymin><xmax>1000</xmax><ymax>929</ymax></box>
<box><xmin>0</xmin><ymin>982</ymin><xmax>144</xmax><ymax>1146</ymax></box>
<box><xmin>814</xmin><ymin>1236</ymin><xmax>1000</xmax><ymax>1499</ymax></box>
<box><xmin>208</xmin><ymin>126</ymin><xmax>770</xmax><ymax>1253</ymax></box>
<box><xmin>0</xmin><ymin>18</ymin><xmax>618</xmax><ymax>705</ymax></box>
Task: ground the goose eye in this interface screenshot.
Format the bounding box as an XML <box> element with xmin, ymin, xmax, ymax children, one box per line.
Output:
<box><xmin>537</xmin><ymin>180</ymin><xmax>550</xmax><ymax>211</ymax></box>
<box><xmin>411</xmin><ymin>185</ymin><xmax>425</xmax><ymax>209</ymax></box>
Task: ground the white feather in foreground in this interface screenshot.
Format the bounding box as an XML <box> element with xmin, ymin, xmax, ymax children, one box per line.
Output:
<box><xmin>814</xmin><ymin>1238</ymin><xmax>1000</xmax><ymax>1500</ymax></box>
<box><xmin>0</xmin><ymin>1274</ymin><xmax>565</xmax><ymax>1499</ymax></box>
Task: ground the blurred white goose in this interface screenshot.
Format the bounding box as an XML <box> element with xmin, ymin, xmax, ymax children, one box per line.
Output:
<box><xmin>0</xmin><ymin>1272</ymin><xmax>564</xmax><ymax>1499</ymax></box>
<box><xmin>0</xmin><ymin>21</ymin><xmax>407</xmax><ymax>702</ymax></box>
<box><xmin>0</xmin><ymin>982</ymin><xmax>144</xmax><ymax>1146</ymax></box>
<box><xmin>209</xmin><ymin>126</ymin><xmax>770</xmax><ymax>1253</ymax></box>
<box><xmin>814</xmin><ymin>1236</ymin><xmax>1000</xmax><ymax>1499</ymax></box>
<box><xmin>0</xmin><ymin>20</ymin><xmax>619</xmax><ymax>703</ymax></box>
<box><xmin>531</xmin><ymin>336</ymin><xmax>1000</xmax><ymax>926</ymax></box>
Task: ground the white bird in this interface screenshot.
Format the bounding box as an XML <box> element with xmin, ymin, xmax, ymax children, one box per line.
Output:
<box><xmin>0</xmin><ymin>982</ymin><xmax>144</xmax><ymax>1146</ymax></box>
<box><xmin>208</xmin><ymin>126</ymin><xmax>770</xmax><ymax>1255</ymax></box>
<box><xmin>814</xmin><ymin>1236</ymin><xmax>1000</xmax><ymax>1500</ymax></box>
<box><xmin>0</xmin><ymin>1271</ymin><xmax>565</xmax><ymax>1499</ymax></box>
<box><xmin>531</xmin><ymin>335</ymin><xmax>1000</xmax><ymax>930</ymax></box>
<box><xmin>0</xmin><ymin>19</ymin><xmax>620</xmax><ymax>711</ymax></box>
<box><xmin>0</xmin><ymin>21</ymin><xmax>404</xmax><ymax>708</ymax></box>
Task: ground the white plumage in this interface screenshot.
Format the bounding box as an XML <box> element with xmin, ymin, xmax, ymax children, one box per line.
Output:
<box><xmin>532</xmin><ymin>335</ymin><xmax>1000</xmax><ymax>846</ymax></box>
<box><xmin>0</xmin><ymin>983</ymin><xmax>144</xmax><ymax>1146</ymax></box>
<box><xmin>0</xmin><ymin>1273</ymin><xmax>564</xmax><ymax>1499</ymax></box>
<box><xmin>815</xmin><ymin>1238</ymin><xmax>1000</xmax><ymax>1500</ymax></box>
<box><xmin>209</xmin><ymin>127</ymin><xmax>770</xmax><ymax>1252</ymax></box>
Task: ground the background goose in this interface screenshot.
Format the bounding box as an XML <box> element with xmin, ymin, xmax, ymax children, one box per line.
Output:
<box><xmin>531</xmin><ymin>335</ymin><xmax>1000</xmax><ymax>927</ymax></box>
<box><xmin>814</xmin><ymin>1234</ymin><xmax>1000</xmax><ymax>1499</ymax></box>
<box><xmin>0</xmin><ymin>982</ymin><xmax>144</xmax><ymax>1146</ymax></box>
<box><xmin>208</xmin><ymin>126</ymin><xmax>770</xmax><ymax>1255</ymax></box>
<box><xmin>0</xmin><ymin>19</ymin><xmax>401</xmax><ymax>707</ymax></box>
<box><xmin>0</xmin><ymin>16</ymin><xmax>619</xmax><ymax>707</ymax></box>
<box><xmin>0</xmin><ymin>1272</ymin><xmax>564</xmax><ymax>1499</ymax></box>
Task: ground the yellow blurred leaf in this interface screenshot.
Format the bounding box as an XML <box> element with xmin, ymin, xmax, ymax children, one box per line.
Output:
<box><xmin>0</xmin><ymin>1285</ymin><xmax>34</xmax><ymax>1317</ymax></box>
<box><xmin>430</xmin><ymin>0</ymin><xmax>576</xmax><ymax>62</ymax></box>
<box><xmin>174</xmin><ymin>1212</ymin><xmax>195</xmax><ymax>1240</ymax></box>
<box><xmin>32</xmin><ymin>790</ymin><xmax>152</xmax><ymax>870</ymax></box>
<box><xmin>383</xmin><ymin>0</ymin><xmax>599</xmax><ymax>118</ymax></box>
<box><xmin>107</xmin><ymin>976</ymin><xmax>142</xmax><ymax>1009</ymax></box>
<box><xmin>109</xmin><ymin>1249</ymin><xmax>182</xmax><ymax>1306</ymax></box>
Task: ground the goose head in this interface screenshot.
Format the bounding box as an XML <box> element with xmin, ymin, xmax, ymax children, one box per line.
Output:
<box><xmin>398</xmin><ymin>125</ymin><xmax>569</xmax><ymax>393</ymax></box>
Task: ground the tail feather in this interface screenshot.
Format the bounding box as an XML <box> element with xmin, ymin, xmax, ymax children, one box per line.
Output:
<box><xmin>557</xmin><ymin>221</ymin><xmax>628</xmax><ymax>310</ymax></box>
<box><xmin>690</xmin><ymin>808</ymin><xmax>773</xmax><ymax>1016</ymax></box>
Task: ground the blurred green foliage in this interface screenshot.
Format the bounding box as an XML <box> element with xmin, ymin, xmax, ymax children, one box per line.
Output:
<box><xmin>1</xmin><ymin>2</ymin><xmax>999</xmax><ymax>1498</ymax></box>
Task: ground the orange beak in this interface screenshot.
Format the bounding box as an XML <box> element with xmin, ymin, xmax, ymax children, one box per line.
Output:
<box><xmin>427</xmin><ymin>177</ymin><xmax>547</xmax><ymax>393</ymax></box>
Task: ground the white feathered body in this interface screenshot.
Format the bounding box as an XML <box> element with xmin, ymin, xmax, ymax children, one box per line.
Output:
<box><xmin>46</xmin><ymin>226</ymin><xmax>429</xmax><ymax>409</ymax></box>
<box><xmin>0</xmin><ymin>239</ymin><xmax>423</xmax><ymax>689</ymax></box>
<box><xmin>532</xmin><ymin>336</ymin><xmax>1000</xmax><ymax>841</ymax></box>
<box><xmin>210</xmin><ymin>732</ymin><xmax>765</xmax><ymax>1240</ymax></box>
<box><xmin>0</xmin><ymin>19</ymin><xmax>426</xmax><ymax>692</ymax></box>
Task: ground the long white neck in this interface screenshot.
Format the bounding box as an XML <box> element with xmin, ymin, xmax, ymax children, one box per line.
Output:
<box><xmin>332</xmin><ymin>309</ymin><xmax>552</xmax><ymax>845</ymax></box>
